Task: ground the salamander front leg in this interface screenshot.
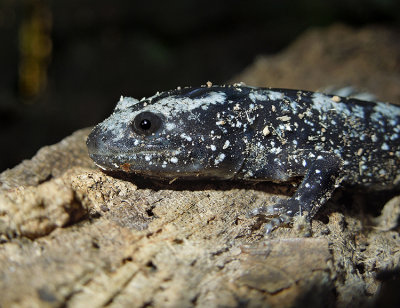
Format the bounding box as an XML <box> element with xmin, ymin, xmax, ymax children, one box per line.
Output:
<box><xmin>250</xmin><ymin>154</ymin><xmax>343</xmax><ymax>232</ymax></box>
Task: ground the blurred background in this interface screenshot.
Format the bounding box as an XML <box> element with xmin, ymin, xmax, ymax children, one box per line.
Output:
<box><xmin>1</xmin><ymin>0</ymin><xmax>399</xmax><ymax>172</ymax></box>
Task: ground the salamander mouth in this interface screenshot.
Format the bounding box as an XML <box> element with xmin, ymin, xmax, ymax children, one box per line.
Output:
<box><xmin>130</xmin><ymin>147</ymin><xmax>174</xmax><ymax>155</ymax></box>
<box><xmin>88</xmin><ymin>148</ymin><xmax>186</xmax><ymax>172</ymax></box>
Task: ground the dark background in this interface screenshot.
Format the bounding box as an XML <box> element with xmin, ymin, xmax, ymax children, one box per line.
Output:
<box><xmin>1</xmin><ymin>0</ymin><xmax>399</xmax><ymax>172</ymax></box>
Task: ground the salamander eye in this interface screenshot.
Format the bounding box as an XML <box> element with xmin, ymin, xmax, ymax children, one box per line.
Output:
<box><xmin>132</xmin><ymin>112</ymin><xmax>163</xmax><ymax>136</ymax></box>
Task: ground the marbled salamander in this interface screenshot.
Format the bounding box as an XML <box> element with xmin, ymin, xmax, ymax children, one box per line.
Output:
<box><xmin>87</xmin><ymin>84</ymin><xmax>400</xmax><ymax>230</ymax></box>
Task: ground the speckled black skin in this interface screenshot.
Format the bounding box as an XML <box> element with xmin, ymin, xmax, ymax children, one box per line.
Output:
<box><xmin>87</xmin><ymin>84</ymin><xmax>400</xmax><ymax>228</ymax></box>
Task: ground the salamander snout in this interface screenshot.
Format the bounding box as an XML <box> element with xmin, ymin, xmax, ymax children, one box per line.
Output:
<box><xmin>86</xmin><ymin>125</ymin><xmax>101</xmax><ymax>156</ymax></box>
<box><xmin>86</xmin><ymin>125</ymin><xmax>123</xmax><ymax>171</ymax></box>
<box><xmin>86</xmin><ymin>125</ymin><xmax>115</xmax><ymax>160</ymax></box>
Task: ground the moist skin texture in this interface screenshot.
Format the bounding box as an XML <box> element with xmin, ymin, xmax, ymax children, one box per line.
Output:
<box><xmin>87</xmin><ymin>84</ymin><xmax>400</xmax><ymax>229</ymax></box>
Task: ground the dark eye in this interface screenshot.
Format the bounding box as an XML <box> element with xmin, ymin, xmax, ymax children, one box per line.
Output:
<box><xmin>132</xmin><ymin>112</ymin><xmax>163</xmax><ymax>135</ymax></box>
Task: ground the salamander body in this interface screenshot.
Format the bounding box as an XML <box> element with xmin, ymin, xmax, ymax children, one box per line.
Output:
<box><xmin>87</xmin><ymin>84</ymin><xmax>400</xmax><ymax>227</ymax></box>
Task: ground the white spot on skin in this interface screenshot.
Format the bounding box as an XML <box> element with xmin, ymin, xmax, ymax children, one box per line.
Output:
<box><xmin>145</xmin><ymin>155</ymin><xmax>152</xmax><ymax>161</ymax></box>
<box><xmin>223</xmin><ymin>140</ymin><xmax>230</xmax><ymax>149</ymax></box>
<box><xmin>290</xmin><ymin>100</ymin><xmax>299</xmax><ymax>113</ymax></box>
<box><xmin>284</xmin><ymin>123</ymin><xmax>292</xmax><ymax>131</ymax></box>
<box><xmin>270</xmin><ymin>147</ymin><xmax>282</xmax><ymax>154</ymax></box>
<box><xmin>381</xmin><ymin>143</ymin><xmax>389</xmax><ymax>150</ymax></box>
<box><xmin>180</xmin><ymin>133</ymin><xmax>192</xmax><ymax>142</ymax></box>
<box><xmin>315</xmin><ymin>170</ymin><xmax>321</xmax><ymax>174</ymax></box>
<box><xmin>210</xmin><ymin>145</ymin><xmax>216</xmax><ymax>151</ymax></box>
<box><xmin>144</xmin><ymin>91</ymin><xmax>227</xmax><ymax>118</ymax></box>
<box><xmin>311</xmin><ymin>92</ymin><xmax>351</xmax><ymax>116</ymax></box>
<box><xmin>170</xmin><ymin>157</ymin><xmax>178</xmax><ymax>163</ymax></box>
<box><xmin>372</xmin><ymin>102</ymin><xmax>400</xmax><ymax>123</ymax></box>
<box><xmin>214</xmin><ymin>153</ymin><xmax>225</xmax><ymax>165</ymax></box>
<box><xmin>249</xmin><ymin>92</ymin><xmax>268</xmax><ymax>103</ymax></box>
<box><xmin>166</xmin><ymin>123</ymin><xmax>176</xmax><ymax>131</ymax></box>
<box><xmin>266</xmin><ymin>91</ymin><xmax>284</xmax><ymax>101</ymax></box>
<box><xmin>351</xmin><ymin>105</ymin><xmax>365</xmax><ymax>119</ymax></box>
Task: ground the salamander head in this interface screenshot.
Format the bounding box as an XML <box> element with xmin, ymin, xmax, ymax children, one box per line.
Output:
<box><xmin>87</xmin><ymin>86</ymin><xmax>247</xmax><ymax>179</ymax></box>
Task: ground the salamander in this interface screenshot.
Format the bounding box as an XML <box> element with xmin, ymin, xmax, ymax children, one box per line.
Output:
<box><xmin>86</xmin><ymin>84</ymin><xmax>400</xmax><ymax>230</ymax></box>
